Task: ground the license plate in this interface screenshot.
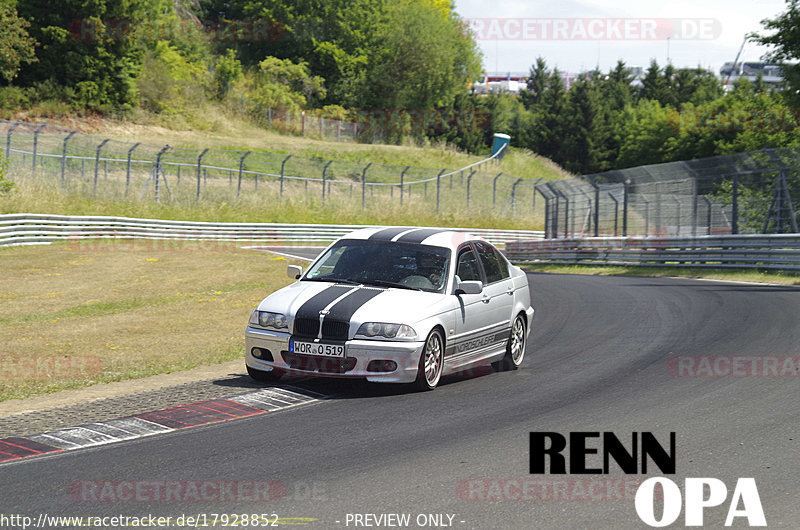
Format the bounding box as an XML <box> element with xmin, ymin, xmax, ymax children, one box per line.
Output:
<box><xmin>289</xmin><ymin>340</ymin><xmax>345</xmax><ymax>358</ymax></box>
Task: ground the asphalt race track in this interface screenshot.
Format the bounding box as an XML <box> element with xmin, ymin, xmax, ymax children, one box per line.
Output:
<box><xmin>2</xmin><ymin>271</ymin><xmax>800</xmax><ymax>528</ymax></box>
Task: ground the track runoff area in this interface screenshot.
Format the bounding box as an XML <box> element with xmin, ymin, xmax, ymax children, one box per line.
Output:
<box><xmin>1</xmin><ymin>245</ymin><xmax>800</xmax><ymax>528</ymax></box>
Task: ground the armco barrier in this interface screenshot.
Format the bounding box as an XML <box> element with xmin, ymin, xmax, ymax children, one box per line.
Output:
<box><xmin>0</xmin><ymin>214</ymin><xmax>544</xmax><ymax>248</ymax></box>
<box><xmin>505</xmin><ymin>234</ymin><xmax>800</xmax><ymax>271</ymax></box>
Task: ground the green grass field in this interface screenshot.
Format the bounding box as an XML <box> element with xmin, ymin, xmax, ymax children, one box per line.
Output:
<box><xmin>0</xmin><ymin>240</ymin><xmax>302</xmax><ymax>402</ymax></box>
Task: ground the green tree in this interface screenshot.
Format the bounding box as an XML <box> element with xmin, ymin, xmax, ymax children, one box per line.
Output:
<box><xmin>0</xmin><ymin>1</ymin><xmax>37</xmax><ymax>82</ymax></box>
<box><xmin>213</xmin><ymin>48</ymin><xmax>243</xmax><ymax>100</ymax></box>
<box><xmin>360</xmin><ymin>0</ymin><xmax>481</xmax><ymax>110</ymax></box>
<box><xmin>15</xmin><ymin>0</ymin><xmax>166</xmax><ymax>110</ymax></box>
<box><xmin>753</xmin><ymin>0</ymin><xmax>800</xmax><ymax>103</ymax></box>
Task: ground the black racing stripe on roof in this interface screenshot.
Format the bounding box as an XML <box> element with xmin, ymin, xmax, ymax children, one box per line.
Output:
<box><xmin>324</xmin><ymin>287</ymin><xmax>385</xmax><ymax>323</ymax></box>
<box><xmin>394</xmin><ymin>228</ymin><xmax>447</xmax><ymax>244</ymax></box>
<box><xmin>294</xmin><ymin>285</ymin><xmax>354</xmax><ymax>323</ymax></box>
<box><xmin>368</xmin><ymin>227</ymin><xmax>413</xmax><ymax>241</ymax></box>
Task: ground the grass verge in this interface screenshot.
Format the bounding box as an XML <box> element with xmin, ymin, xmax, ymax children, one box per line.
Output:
<box><xmin>523</xmin><ymin>263</ymin><xmax>800</xmax><ymax>285</ymax></box>
<box><xmin>0</xmin><ymin>240</ymin><xmax>302</xmax><ymax>402</ymax></box>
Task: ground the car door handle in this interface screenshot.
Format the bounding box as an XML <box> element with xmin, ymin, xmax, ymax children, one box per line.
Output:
<box><xmin>506</xmin><ymin>288</ymin><xmax>514</xmax><ymax>295</ymax></box>
<box><xmin>481</xmin><ymin>295</ymin><xmax>491</xmax><ymax>303</ymax></box>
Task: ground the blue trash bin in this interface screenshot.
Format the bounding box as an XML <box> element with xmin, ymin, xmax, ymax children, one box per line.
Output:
<box><xmin>492</xmin><ymin>133</ymin><xmax>510</xmax><ymax>159</ymax></box>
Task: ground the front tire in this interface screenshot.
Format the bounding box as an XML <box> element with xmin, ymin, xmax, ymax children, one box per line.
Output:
<box><xmin>493</xmin><ymin>314</ymin><xmax>526</xmax><ymax>372</ymax></box>
<box><xmin>247</xmin><ymin>365</ymin><xmax>285</xmax><ymax>383</ymax></box>
<box><xmin>413</xmin><ymin>329</ymin><xmax>444</xmax><ymax>391</ymax></box>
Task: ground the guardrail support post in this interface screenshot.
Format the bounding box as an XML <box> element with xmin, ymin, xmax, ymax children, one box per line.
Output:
<box><xmin>93</xmin><ymin>139</ymin><xmax>110</xmax><ymax>196</ymax></box>
<box><xmin>361</xmin><ymin>162</ymin><xmax>372</xmax><ymax>209</ymax></box>
<box><xmin>280</xmin><ymin>155</ymin><xmax>292</xmax><ymax>197</ymax></box>
<box><xmin>125</xmin><ymin>142</ymin><xmax>141</xmax><ymax>197</ymax></box>
<box><xmin>196</xmin><ymin>148</ymin><xmax>209</xmax><ymax>200</ymax></box>
<box><xmin>492</xmin><ymin>172</ymin><xmax>503</xmax><ymax>207</ymax></box>
<box><xmin>322</xmin><ymin>160</ymin><xmax>333</xmax><ymax>204</ymax></box>
<box><xmin>436</xmin><ymin>169</ymin><xmax>445</xmax><ymax>213</ymax></box>
<box><xmin>60</xmin><ymin>131</ymin><xmax>77</xmax><ymax>187</ymax></box>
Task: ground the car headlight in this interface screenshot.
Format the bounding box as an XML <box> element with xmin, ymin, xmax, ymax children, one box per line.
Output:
<box><xmin>356</xmin><ymin>322</ymin><xmax>417</xmax><ymax>340</ymax></box>
<box><xmin>249</xmin><ymin>310</ymin><xmax>288</xmax><ymax>330</ymax></box>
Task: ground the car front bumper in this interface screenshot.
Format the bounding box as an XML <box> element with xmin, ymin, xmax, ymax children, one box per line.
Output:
<box><xmin>245</xmin><ymin>327</ymin><xmax>425</xmax><ymax>383</ymax></box>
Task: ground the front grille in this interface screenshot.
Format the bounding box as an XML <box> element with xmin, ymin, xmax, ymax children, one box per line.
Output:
<box><xmin>293</xmin><ymin>318</ymin><xmax>319</xmax><ymax>338</ymax></box>
<box><xmin>282</xmin><ymin>353</ymin><xmax>357</xmax><ymax>374</ymax></box>
<box><xmin>322</xmin><ymin>319</ymin><xmax>350</xmax><ymax>341</ymax></box>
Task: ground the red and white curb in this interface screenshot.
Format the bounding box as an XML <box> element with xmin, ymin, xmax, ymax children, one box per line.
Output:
<box><xmin>0</xmin><ymin>387</ymin><xmax>322</xmax><ymax>464</ymax></box>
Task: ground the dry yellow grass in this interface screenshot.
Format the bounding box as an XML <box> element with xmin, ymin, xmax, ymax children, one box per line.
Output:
<box><xmin>0</xmin><ymin>240</ymin><xmax>302</xmax><ymax>401</ymax></box>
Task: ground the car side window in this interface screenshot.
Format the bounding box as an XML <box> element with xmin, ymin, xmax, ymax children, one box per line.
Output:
<box><xmin>456</xmin><ymin>249</ymin><xmax>482</xmax><ymax>283</ymax></box>
<box><xmin>475</xmin><ymin>242</ymin><xmax>510</xmax><ymax>284</ymax></box>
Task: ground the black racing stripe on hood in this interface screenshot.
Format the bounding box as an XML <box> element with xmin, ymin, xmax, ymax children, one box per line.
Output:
<box><xmin>294</xmin><ymin>285</ymin><xmax>354</xmax><ymax>324</ymax></box>
<box><xmin>325</xmin><ymin>287</ymin><xmax>385</xmax><ymax>323</ymax></box>
<box><xmin>394</xmin><ymin>228</ymin><xmax>446</xmax><ymax>243</ymax></box>
<box><xmin>368</xmin><ymin>227</ymin><xmax>412</xmax><ymax>241</ymax></box>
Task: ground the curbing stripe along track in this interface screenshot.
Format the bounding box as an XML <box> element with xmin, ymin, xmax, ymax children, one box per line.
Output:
<box><xmin>0</xmin><ymin>386</ymin><xmax>323</xmax><ymax>465</ymax></box>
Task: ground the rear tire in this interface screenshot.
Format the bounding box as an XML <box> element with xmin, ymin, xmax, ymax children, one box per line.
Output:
<box><xmin>247</xmin><ymin>365</ymin><xmax>285</xmax><ymax>383</ymax></box>
<box><xmin>492</xmin><ymin>314</ymin><xmax>526</xmax><ymax>372</ymax></box>
<box><xmin>413</xmin><ymin>329</ymin><xmax>444</xmax><ymax>391</ymax></box>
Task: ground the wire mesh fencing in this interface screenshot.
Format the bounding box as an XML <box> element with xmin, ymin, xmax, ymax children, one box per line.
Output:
<box><xmin>540</xmin><ymin>148</ymin><xmax>800</xmax><ymax>238</ymax></box>
<box><xmin>0</xmin><ymin>120</ymin><xmax>547</xmax><ymax>222</ymax></box>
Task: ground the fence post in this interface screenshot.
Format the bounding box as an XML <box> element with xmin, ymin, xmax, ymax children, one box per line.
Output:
<box><xmin>361</xmin><ymin>162</ymin><xmax>372</xmax><ymax>209</ymax></box>
<box><xmin>547</xmin><ymin>183</ymin><xmax>559</xmax><ymax>238</ymax></box>
<box><xmin>154</xmin><ymin>145</ymin><xmax>170</xmax><ymax>203</ymax></box>
<box><xmin>532</xmin><ymin>177</ymin><xmax>544</xmax><ymax>210</ymax></box>
<box><xmin>535</xmin><ymin>185</ymin><xmax>550</xmax><ymax>238</ymax></box>
<box><xmin>196</xmin><ymin>148</ymin><xmax>209</xmax><ymax>200</ymax></box>
<box><xmin>268</xmin><ymin>108</ymin><xmax>272</xmax><ymax>128</ymax></box>
<box><xmin>622</xmin><ymin>179</ymin><xmax>630</xmax><ymax>237</ymax></box>
<box><xmin>302</xmin><ymin>112</ymin><xmax>306</xmax><ymax>136</ymax></box>
<box><xmin>31</xmin><ymin>123</ymin><xmax>47</xmax><ymax>176</ymax></box>
<box><xmin>60</xmin><ymin>131</ymin><xmax>77</xmax><ymax>187</ymax></box>
<box><xmin>436</xmin><ymin>169</ymin><xmax>445</xmax><ymax>213</ymax></box>
<box><xmin>492</xmin><ymin>172</ymin><xmax>503</xmax><ymax>207</ymax></box>
<box><xmin>466</xmin><ymin>170</ymin><xmax>476</xmax><ymax>207</ymax></box>
<box><xmin>510</xmin><ymin>178</ymin><xmax>523</xmax><ymax>213</ymax></box>
<box><xmin>280</xmin><ymin>154</ymin><xmax>292</xmax><ymax>197</ymax></box>
<box><xmin>237</xmin><ymin>151</ymin><xmax>252</xmax><ymax>198</ymax></box>
<box><xmin>702</xmin><ymin>196</ymin><xmax>712</xmax><ymax>235</ymax></box>
<box><xmin>643</xmin><ymin>197</ymin><xmax>650</xmax><ymax>236</ymax></box>
<box><xmin>322</xmin><ymin>160</ymin><xmax>333</xmax><ymax>204</ymax></box>
<box><xmin>608</xmin><ymin>191</ymin><xmax>619</xmax><ymax>237</ymax></box>
<box><xmin>731</xmin><ymin>174</ymin><xmax>739</xmax><ymax>235</ymax></box>
<box><xmin>400</xmin><ymin>166</ymin><xmax>409</xmax><ymax>205</ymax></box>
<box><xmin>691</xmin><ymin>175</ymin><xmax>699</xmax><ymax>237</ymax></box>
<box><xmin>125</xmin><ymin>142</ymin><xmax>140</xmax><ymax>197</ymax></box>
<box><xmin>93</xmin><ymin>139</ymin><xmax>110</xmax><ymax>195</ymax></box>
<box><xmin>6</xmin><ymin>123</ymin><xmax>19</xmax><ymax>158</ymax></box>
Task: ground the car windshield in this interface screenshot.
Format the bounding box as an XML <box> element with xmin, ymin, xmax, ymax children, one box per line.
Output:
<box><xmin>303</xmin><ymin>239</ymin><xmax>451</xmax><ymax>293</ymax></box>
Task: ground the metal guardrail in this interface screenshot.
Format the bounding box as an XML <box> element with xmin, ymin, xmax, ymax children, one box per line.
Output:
<box><xmin>0</xmin><ymin>214</ymin><xmax>544</xmax><ymax>248</ymax></box>
<box><xmin>506</xmin><ymin>234</ymin><xmax>800</xmax><ymax>271</ymax></box>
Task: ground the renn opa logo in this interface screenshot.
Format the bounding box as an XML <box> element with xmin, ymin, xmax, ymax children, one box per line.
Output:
<box><xmin>529</xmin><ymin>432</ymin><xmax>766</xmax><ymax>527</ymax></box>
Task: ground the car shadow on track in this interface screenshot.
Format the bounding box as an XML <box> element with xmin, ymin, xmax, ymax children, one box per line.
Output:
<box><xmin>210</xmin><ymin>365</ymin><xmax>496</xmax><ymax>399</ymax></box>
